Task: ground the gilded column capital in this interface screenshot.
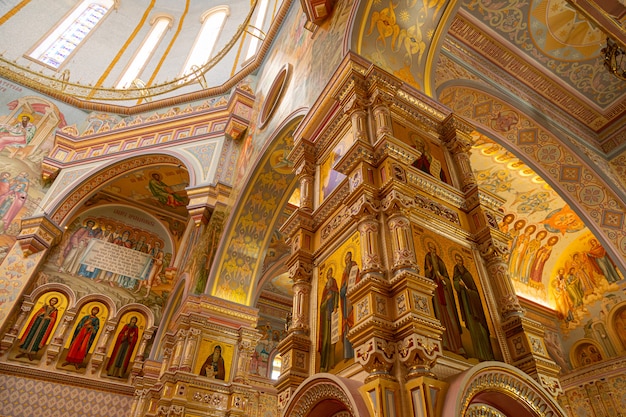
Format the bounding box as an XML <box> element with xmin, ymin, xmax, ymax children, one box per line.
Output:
<box><xmin>441</xmin><ymin>113</ymin><xmax>475</xmax><ymax>142</ymax></box>
<box><xmin>17</xmin><ymin>214</ymin><xmax>63</xmax><ymax>257</ymax></box>
<box><xmin>380</xmin><ymin>189</ymin><xmax>414</xmax><ymax>215</ymax></box>
<box><xmin>354</xmin><ymin>337</ymin><xmax>396</xmax><ymax>382</ymax></box>
<box><xmin>397</xmin><ymin>333</ymin><xmax>442</xmax><ymax>378</ymax></box>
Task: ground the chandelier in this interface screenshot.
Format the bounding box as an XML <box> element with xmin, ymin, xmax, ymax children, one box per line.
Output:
<box><xmin>602</xmin><ymin>37</ymin><xmax>626</xmax><ymax>81</ymax></box>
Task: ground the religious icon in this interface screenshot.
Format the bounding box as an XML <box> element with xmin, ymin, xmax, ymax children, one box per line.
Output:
<box><xmin>14</xmin><ymin>293</ymin><xmax>66</xmax><ymax>362</ymax></box>
<box><xmin>148</xmin><ymin>172</ymin><xmax>187</xmax><ymax>207</ymax></box>
<box><xmin>106</xmin><ymin>314</ymin><xmax>143</xmax><ymax>378</ymax></box>
<box><xmin>59</xmin><ymin>303</ymin><xmax>107</xmax><ymax>370</ymax></box>
<box><xmin>0</xmin><ymin>113</ymin><xmax>36</xmax><ymax>151</ymax></box>
<box><xmin>200</xmin><ymin>345</ymin><xmax>226</xmax><ymax>380</ymax></box>
<box><xmin>423</xmin><ymin>241</ymin><xmax>465</xmax><ymax>356</ymax></box>
<box><xmin>319</xmin><ymin>266</ymin><xmax>339</xmax><ymax>372</ymax></box>
<box><xmin>452</xmin><ymin>253</ymin><xmax>494</xmax><ymax>361</ymax></box>
<box><xmin>317</xmin><ymin>233</ymin><xmax>361</xmax><ymax>373</ymax></box>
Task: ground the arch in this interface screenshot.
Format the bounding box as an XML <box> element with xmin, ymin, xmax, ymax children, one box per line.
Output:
<box><xmin>114</xmin><ymin>302</ymin><xmax>156</xmax><ymax>330</ymax></box>
<box><xmin>437</xmin><ymin>84</ymin><xmax>626</xmax><ymax>270</ymax></box>
<box><xmin>251</xmin><ymin>250</ymin><xmax>290</xmax><ymax>306</ymax></box>
<box><xmin>208</xmin><ymin>114</ymin><xmax>303</xmax><ymax>306</ymax></box>
<box><xmin>282</xmin><ymin>373</ymin><xmax>370</xmax><ymax>417</ymax></box>
<box><xmin>606</xmin><ymin>301</ymin><xmax>626</xmax><ymax>353</ymax></box>
<box><xmin>45</xmin><ymin>152</ymin><xmax>193</xmax><ymax>227</ymax></box>
<box><xmin>73</xmin><ymin>293</ymin><xmax>117</xmax><ymax>318</ymax></box>
<box><xmin>443</xmin><ymin>361</ymin><xmax>567</xmax><ymax>417</ymax></box>
<box><xmin>25</xmin><ymin>282</ymin><xmax>76</xmax><ymax>309</ymax></box>
<box><xmin>569</xmin><ymin>339</ymin><xmax>605</xmax><ymax>368</ymax></box>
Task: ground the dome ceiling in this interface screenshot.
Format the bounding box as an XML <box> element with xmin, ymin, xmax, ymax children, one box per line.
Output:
<box><xmin>0</xmin><ymin>0</ymin><xmax>286</xmax><ymax>105</ymax></box>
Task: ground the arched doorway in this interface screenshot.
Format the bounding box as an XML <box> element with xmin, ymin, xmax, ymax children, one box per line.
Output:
<box><xmin>443</xmin><ymin>362</ymin><xmax>567</xmax><ymax>417</ymax></box>
<box><xmin>282</xmin><ymin>374</ymin><xmax>370</xmax><ymax>417</ymax></box>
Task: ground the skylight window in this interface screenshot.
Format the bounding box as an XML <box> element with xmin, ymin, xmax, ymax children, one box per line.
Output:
<box><xmin>244</xmin><ymin>0</ymin><xmax>270</xmax><ymax>61</ymax></box>
<box><xmin>29</xmin><ymin>0</ymin><xmax>114</xmax><ymax>69</ymax></box>
<box><xmin>116</xmin><ymin>15</ymin><xmax>172</xmax><ymax>89</ymax></box>
<box><xmin>179</xmin><ymin>6</ymin><xmax>229</xmax><ymax>79</ymax></box>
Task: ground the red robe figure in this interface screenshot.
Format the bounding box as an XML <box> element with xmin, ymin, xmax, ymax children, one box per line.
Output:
<box><xmin>63</xmin><ymin>306</ymin><xmax>101</xmax><ymax>369</ymax></box>
<box><xmin>16</xmin><ymin>297</ymin><xmax>59</xmax><ymax>360</ymax></box>
<box><xmin>107</xmin><ymin>316</ymin><xmax>140</xmax><ymax>378</ymax></box>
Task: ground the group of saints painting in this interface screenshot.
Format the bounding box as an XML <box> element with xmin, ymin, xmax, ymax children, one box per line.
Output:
<box><xmin>13</xmin><ymin>292</ymin><xmax>229</xmax><ymax>381</ymax></box>
<box><xmin>319</xmin><ymin>244</ymin><xmax>495</xmax><ymax>373</ymax></box>
<box><xmin>15</xmin><ymin>298</ymin><xmax>140</xmax><ymax>379</ymax></box>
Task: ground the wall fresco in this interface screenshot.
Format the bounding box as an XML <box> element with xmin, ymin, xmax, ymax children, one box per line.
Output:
<box><xmin>41</xmin><ymin>206</ymin><xmax>174</xmax><ymax>322</ymax></box>
<box><xmin>412</xmin><ymin>225</ymin><xmax>497</xmax><ymax>361</ymax></box>
<box><xmin>316</xmin><ymin>231</ymin><xmax>361</xmax><ymax>373</ymax></box>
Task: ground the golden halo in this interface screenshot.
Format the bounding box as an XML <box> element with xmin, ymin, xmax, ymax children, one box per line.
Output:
<box><xmin>17</xmin><ymin>113</ymin><xmax>33</xmax><ymax>122</ymax></box>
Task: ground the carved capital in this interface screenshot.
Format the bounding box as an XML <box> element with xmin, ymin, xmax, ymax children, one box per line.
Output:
<box><xmin>17</xmin><ymin>214</ymin><xmax>63</xmax><ymax>257</ymax></box>
<box><xmin>397</xmin><ymin>333</ymin><xmax>442</xmax><ymax>378</ymax></box>
<box><xmin>289</xmin><ymin>259</ymin><xmax>313</xmax><ymax>283</ymax></box>
<box><xmin>355</xmin><ymin>337</ymin><xmax>396</xmax><ymax>381</ymax></box>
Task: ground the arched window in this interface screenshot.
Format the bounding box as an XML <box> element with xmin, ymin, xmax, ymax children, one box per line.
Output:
<box><xmin>28</xmin><ymin>0</ymin><xmax>115</xmax><ymax>69</ymax></box>
<box><xmin>179</xmin><ymin>6</ymin><xmax>229</xmax><ymax>79</ymax></box>
<box><xmin>116</xmin><ymin>15</ymin><xmax>172</xmax><ymax>89</ymax></box>
<box><xmin>270</xmin><ymin>353</ymin><xmax>281</xmax><ymax>380</ymax></box>
<box><xmin>244</xmin><ymin>0</ymin><xmax>270</xmax><ymax>62</ymax></box>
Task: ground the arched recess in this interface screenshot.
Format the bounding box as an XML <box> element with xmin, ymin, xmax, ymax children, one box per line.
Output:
<box><xmin>45</xmin><ymin>153</ymin><xmax>193</xmax><ymax>227</ymax></box>
<box><xmin>282</xmin><ymin>373</ymin><xmax>370</xmax><ymax>417</ymax></box>
<box><xmin>208</xmin><ymin>114</ymin><xmax>303</xmax><ymax>306</ymax></box>
<box><xmin>443</xmin><ymin>361</ymin><xmax>568</xmax><ymax>417</ymax></box>
<box><xmin>437</xmin><ymin>84</ymin><xmax>626</xmax><ymax>270</ymax></box>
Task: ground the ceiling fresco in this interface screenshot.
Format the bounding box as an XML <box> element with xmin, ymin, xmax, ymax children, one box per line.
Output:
<box><xmin>84</xmin><ymin>165</ymin><xmax>190</xmax><ymax>242</ymax></box>
<box><xmin>470</xmin><ymin>135</ymin><xmax>624</xmax><ymax>347</ymax></box>
<box><xmin>462</xmin><ymin>0</ymin><xmax>624</xmax><ymax>108</ymax></box>
<box><xmin>454</xmin><ymin>0</ymin><xmax>626</xmax><ymax>137</ymax></box>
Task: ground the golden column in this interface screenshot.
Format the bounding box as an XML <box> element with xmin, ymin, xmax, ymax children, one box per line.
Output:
<box><xmin>276</xmin><ymin>146</ymin><xmax>316</xmax><ymax>411</ymax></box>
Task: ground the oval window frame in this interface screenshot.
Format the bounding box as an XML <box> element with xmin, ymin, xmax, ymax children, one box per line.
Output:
<box><xmin>259</xmin><ymin>64</ymin><xmax>291</xmax><ymax>129</ymax></box>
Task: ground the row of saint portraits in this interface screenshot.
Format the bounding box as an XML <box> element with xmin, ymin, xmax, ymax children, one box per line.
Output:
<box><xmin>8</xmin><ymin>292</ymin><xmax>146</xmax><ymax>379</ymax></box>
<box><xmin>317</xmin><ymin>229</ymin><xmax>496</xmax><ymax>374</ymax></box>
<box><xmin>500</xmin><ymin>211</ymin><xmax>624</xmax><ymax>332</ymax></box>
<box><xmin>8</xmin><ymin>290</ymin><xmax>235</xmax><ymax>382</ymax></box>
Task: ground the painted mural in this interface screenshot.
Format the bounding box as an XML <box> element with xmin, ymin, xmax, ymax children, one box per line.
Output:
<box><xmin>463</xmin><ymin>0</ymin><xmax>625</xmax><ymax>107</ymax></box>
<box><xmin>104</xmin><ymin>311</ymin><xmax>145</xmax><ymax>379</ymax></box>
<box><xmin>250</xmin><ymin>320</ymin><xmax>285</xmax><ymax>379</ymax></box>
<box><xmin>470</xmin><ymin>136</ymin><xmax>626</xmax><ymax>370</ymax></box>
<box><xmin>57</xmin><ymin>301</ymin><xmax>109</xmax><ymax>373</ymax></box>
<box><xmin>357</xmin><ymin>0</ymin><xmax>452</xmax><ymax>91</ymax></box>
<box><xmin>0</xmin><ymin>95</ymin><xmax>68</xmax><ymax>264</ymax></box>
<box><xmin>412</xmin><ymin>225</ymin><xmax>497</xmax><ymax>361</ymax></box>
<box><xmin>40</xmin><ymin>205</ymin><xmax>175</xmax><ymax>322</ymax></box>
<box><xmin>212</xmin><ymin>119</ymin><xmax>299</xmax><ymax>305</ymax></box>
<box><xmin>319</xmin><ymin>130</ymin><xmax>353</xmax><ymax>204</ymax></box>
<box><xmin>8</xmin><ymin>291</ymin><xmax>68</xmax><ymax>363</ymax></box>
<box><xmin>195</xmin><ymin>340</ymin><xmax>233</xmax><ymax>382</ymax></box>
<box><xmin>316</xmin><ymin>231</ymin><xmax>361</xmax><ymax>373</ymax></box>
<box><xmin>393</xmin><ymin>121</ymin><xmax>451</xmax><ymax>184</ymax></box>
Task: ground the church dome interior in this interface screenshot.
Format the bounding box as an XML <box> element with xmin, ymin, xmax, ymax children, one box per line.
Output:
<box><xmin>0</xmin><ymin>0</ymin><xmax>624</xmax><ymax>416</ymax></box>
